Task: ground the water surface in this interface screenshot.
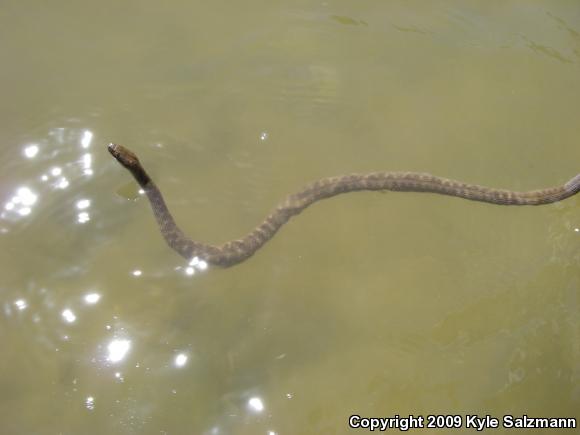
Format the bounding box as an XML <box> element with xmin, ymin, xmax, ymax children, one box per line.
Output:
<box><xmin>1</xmin><ymin>1</ymin><xmax>580</xmax><ymax>434</ymax></box>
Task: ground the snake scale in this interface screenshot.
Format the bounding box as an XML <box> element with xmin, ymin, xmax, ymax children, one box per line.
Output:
<box><xmin>108</xmin><ymin>143</ymin><xmax>580</xmax><ymax>267</ymax></box>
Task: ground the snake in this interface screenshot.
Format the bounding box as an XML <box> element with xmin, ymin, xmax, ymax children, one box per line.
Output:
<box><xmin>108</xmin><ymin>143</ymin><xmax>580</xmax><ymax>267</ymax></box>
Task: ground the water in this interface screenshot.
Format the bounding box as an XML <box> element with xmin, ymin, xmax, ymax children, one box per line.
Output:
<box><xmin>1</xmin><ymin>2</ymin><xmax>580</xmax><ymax>434</ymax></box>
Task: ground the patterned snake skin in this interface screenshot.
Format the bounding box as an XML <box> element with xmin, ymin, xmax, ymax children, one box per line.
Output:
<box><xmin>108</xmin><ymin>143</ymin><xmax>580</xmax><ymax>267</ymax></box>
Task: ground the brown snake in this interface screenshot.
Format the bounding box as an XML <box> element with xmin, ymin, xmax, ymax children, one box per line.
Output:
<box><xmin>108</xmin><ymin>143</ymin><xmax>580</xmax><ymax>267</ymax></box>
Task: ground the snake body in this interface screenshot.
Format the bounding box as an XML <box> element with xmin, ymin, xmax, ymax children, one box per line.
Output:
<box><xmin>108</xmin><ymin>143</ymin><xmax>580</xmax><ymax>267</ymax></box>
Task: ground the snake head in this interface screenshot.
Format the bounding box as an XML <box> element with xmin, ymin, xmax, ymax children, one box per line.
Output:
<box><xmin>108</xmin><ymin>143</ymin><xmax>140</xmax><ymax>170</ymax></box>
<box><xmin>108</xmin><ymin>143</ymin><xmax>151</xmax><ymax>187</ymax></box>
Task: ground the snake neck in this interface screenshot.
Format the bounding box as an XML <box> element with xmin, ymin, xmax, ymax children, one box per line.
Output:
<box><xmin>128</xmin><ymin>164</ymin><xmax>151</xmax><ymax>188</ymax></box>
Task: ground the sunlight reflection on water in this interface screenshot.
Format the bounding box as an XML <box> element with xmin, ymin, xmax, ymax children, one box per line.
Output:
<box><xmin>1</xmin><ymin>128</ymin><xmax>95</xmax><ymax>226</ymax></box>
<box><xmin>1</xmin><ymin>2</ymin><xmax>579</xmax><ymax>433</ymax></box>
<box><xmin>107</xmin><ymin>339</ymin><xmax>132</xmax><ymax>363</ymax></box>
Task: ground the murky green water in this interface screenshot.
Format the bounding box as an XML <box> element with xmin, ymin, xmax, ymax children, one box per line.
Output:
<box><xmin>1</xmin><ymin>2</ymin><xmax>580</xmax><ymax>434</ymax></box>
